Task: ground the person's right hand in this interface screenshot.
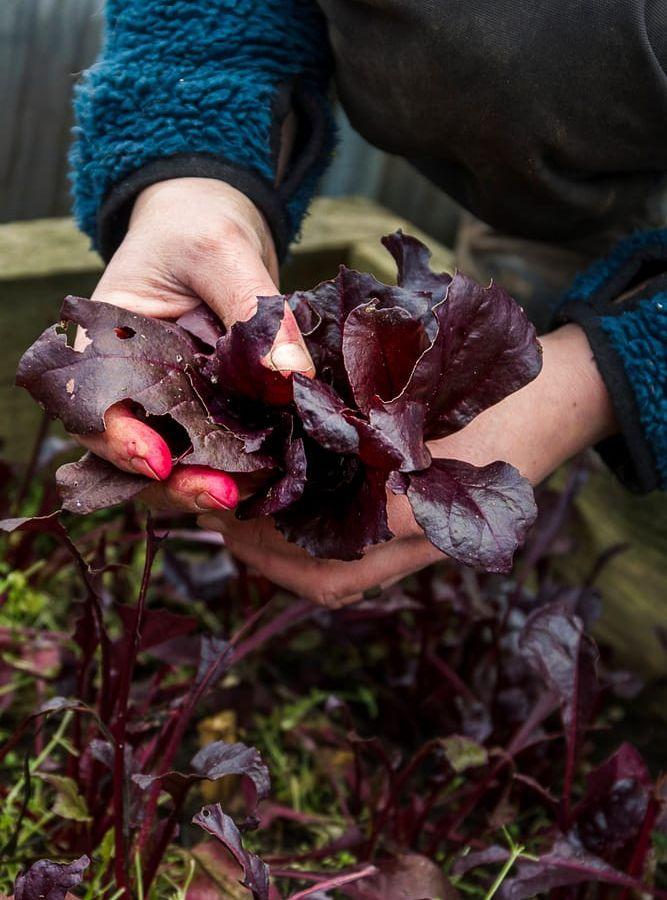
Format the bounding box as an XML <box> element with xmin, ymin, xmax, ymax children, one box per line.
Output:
<box><xmin>74</xmin><ymin>177</ymin><xmax>315</xmax><ymax>514</ymax></box>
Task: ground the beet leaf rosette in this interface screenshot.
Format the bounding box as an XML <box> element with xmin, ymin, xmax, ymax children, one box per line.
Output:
<box><xmin>16</xmin><ymin>232</ymin><xmax>542</xmax><ymax>572</ymax></box>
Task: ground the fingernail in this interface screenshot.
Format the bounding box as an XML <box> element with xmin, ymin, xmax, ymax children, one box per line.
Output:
<box><xmin>195</xmin><ymin>491</ymin><xmax>234</xmax><ymax>511</ymax></box>
<box><xmin>269</xmin><ymin>342</ymin><xmax>313</xmax><ymax>374</ymax></box>
<box><xmin>129</xmin><ymin>456</ymin><xmax>161</xmax><ymax>480</ymax></box>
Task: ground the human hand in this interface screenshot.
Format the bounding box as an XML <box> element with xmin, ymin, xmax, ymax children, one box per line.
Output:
<box><xmin>73</xmin><ymin>177</ymin><xmax>314</xmax><ymax>513</ymax></box>
<box><xmin>199</xmin><ymin>324</ymin><xmax>617</xmax><ymax>606</ymax></box>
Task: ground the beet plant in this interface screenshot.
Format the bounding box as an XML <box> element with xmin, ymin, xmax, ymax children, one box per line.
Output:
<box><xmin>0</xmin><ymin>445</ymin><xmax>666</xmax><ymax>897</ymax></box>
<box><xmin>16</xmin><ymin>232</ymin><xmax>541</xmax><ymax>571</ymax></box>
<box><xmin>1</xmin><ymin>235</ymin><xmax>665</xmax><ymax>898</ymax></box>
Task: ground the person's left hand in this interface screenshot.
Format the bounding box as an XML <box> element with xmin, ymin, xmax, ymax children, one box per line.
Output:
<box><xmin>199</xmin><ymin>489</ymin><xmax>445</xmax><ymax>608</ymax></box>
<box><xmin>199</xmin><ymin>325</ymin><xmax>617</xmax><ymax>607</ymax></box>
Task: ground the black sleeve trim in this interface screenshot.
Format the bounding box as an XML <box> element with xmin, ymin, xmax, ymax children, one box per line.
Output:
<box><xmin>96</xmin><ymin>154</ymin><xmax>292</xmax><ymax>264</ymax></box>
<box><xmin>96</xmin><ymin>79</ymin><xmax>331</xmax><ymax>265</ymax></box>
<box><xmin>277</xmin><ymin>78</ymin><xmax>331</xmax><ymax>201</ymax></box>
<box><xmin>558</xmin><ymin>299</ymin><xmax>660</xmax><ymax>493</ymax></box>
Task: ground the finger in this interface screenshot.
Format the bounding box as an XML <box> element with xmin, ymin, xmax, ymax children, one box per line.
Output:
<box><xmin>189</xmin><ymin>240</ymin><xmax>315</xmax><ymax>377</ymax></box>
<box><xmin>266</xmin><ymin>303</ymin><xmax>316</xmax><ymax>378</ymax></box>
<box><xmin>75</xmin><ymin>402</ymin><xmax>172</xmax><ymax>481</ymax></box>
<box><xmin>140</xmin><ymin>465</ymin><xmax>239</xmax><ymax>513</ymax></box>
<box><xmin>198</xmin><ymin>513</ymin><xmax>441</xmax><ymax>606</ymax></box>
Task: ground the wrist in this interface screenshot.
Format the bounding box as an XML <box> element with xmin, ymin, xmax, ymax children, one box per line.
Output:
<box><xmin>537</xmin><ymin>323</ymin><xmax>617</xmax><ymax>445</ymax></box>
<box><xmin>433</xmin><ymin>324</ymin><xmax>617</xmax><ymax>484</ymax></box>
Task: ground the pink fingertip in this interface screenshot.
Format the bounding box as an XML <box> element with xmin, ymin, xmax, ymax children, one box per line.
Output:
<box><xmin>173</xmin><ymin>466</ymin><xmax>240</xmax><ymax>510</ymax></box>
<box><xmin>126</xmin><ymin>435</ymin><xmax>172</xmax><ymax>480</ymax></box>
<box><xmin>146</xmin><ymin>441</ymin><xmax>174</xmax><ymax>480</ymax></box>
<box><xmin>200</xmin><ymin>471</ymin><xmax>240</xmax><ymax>510</ymax></box>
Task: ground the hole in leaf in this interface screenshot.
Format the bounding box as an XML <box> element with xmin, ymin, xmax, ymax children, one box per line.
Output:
<box><xmin>115</xmin><ymin>326</ymin><xmax>136</xmax><ymax>340</ymax></box>
<box><xmin>57</xmin><ymin>321</ymin><xmax>91</xmax><ymax>352</ymax></box>
<box><xmin>57</xmin><ymin>321</ymin><xmax>80</xmax><ymax>347</ymax></box>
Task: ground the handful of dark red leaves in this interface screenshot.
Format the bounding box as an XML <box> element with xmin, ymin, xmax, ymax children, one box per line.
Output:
<box><xmin>16</xmin><ymin>232</ymin><xmax>542</xmax><ymax>570</ymax></box>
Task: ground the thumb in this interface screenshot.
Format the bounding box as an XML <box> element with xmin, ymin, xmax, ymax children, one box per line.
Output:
<box><xmin>190</xmin><ymin>238</ymin><xmax>315</xmax><ymax>377</ymax></box>
<box><xmin>267</xmin><ymin>303</ymin><xmax>316</xmax><ymax>378</ymax></box>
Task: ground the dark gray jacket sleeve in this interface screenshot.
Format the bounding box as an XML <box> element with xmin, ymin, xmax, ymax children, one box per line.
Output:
<box><xmin>323</xmin><ymin>0</ymin><xmax>667</xmax><ymax>241</ymax></box>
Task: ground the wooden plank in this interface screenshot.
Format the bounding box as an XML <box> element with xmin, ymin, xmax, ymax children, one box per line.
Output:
<box><xmin>551</xmin><ymin>467</ymin><xmax>667</xmax><ymax>680</ymax></box>
<box><xmin>0</xmin><ymin>196</ymin><xmax>453</xmax><ymax>282</ymax></box>
<box><xmin>0</xmin><ymin>217</ymin><xmax>101</xmax><ymax>280</ymax></box>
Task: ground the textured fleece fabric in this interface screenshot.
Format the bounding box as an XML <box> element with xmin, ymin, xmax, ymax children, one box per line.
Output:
<box><xmin>559</xmin><ymin>229</ymin><xmax>667</xmax><ymax>492</ymax></box>
<box><xmin>602</xmin><ymin>296</ymin><xmax>667</xmax><ymax>487</ymax></box>
<box><xmin>70</xmin><ymin>0</ymin><xmax>334</xmax><ymax>256</ymax></box>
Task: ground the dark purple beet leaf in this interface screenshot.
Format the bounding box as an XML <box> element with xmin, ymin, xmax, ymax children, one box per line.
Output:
<box><xmin>397</xmin><ymin>273</ymin><xmax>542</xmax><ymax>439</ymax></box>
<box><xmin>16</xmin><ymin>296</ymin><xmax>198</xmax><ymax>436</ymax></box>
<box><xmin>200</xmin><ymin>293</ymin><xmax>288</xmax><ymax>405</ymax></box>
<box><xmin>14</xmin><ymin>855</ymin><xmax>89</xmax><ymax>900</ymax></box>
<box><xmin>573</xmin><ymin>742</ymin><xmax>652</xmax><ymax>858</ymax></box>
<box><xmin>345</xmin><ymin>852</ymin><xmax>459</xmax><ymax>900</ymax></box>
<box><xmin>498</xmin><ymin>834</ymin><xmax>648</xmax><ymax>899</ymax></box>
<box><xmin>135</xmin><ymin>740</ymin><xmax>270</xmax><ymax>812</ymax></box>
<box><xmin>16</xmin><ymin>296</ymin><xmax>271</xmax><ymax>512</ymax></box>
<box><xmin>192</xmin><ymin>803</ymin><xmax>270</xmax><ymax>900</ymax></box>
<box><xmin>519</xmin><ymin>603</ymin><xmax>599</xmax><ymax>814</ymax></box>
<box><xmin>196</xmin><ymin>635</ymin><xmax>233</xmax><ymax>688</ymax></box>
<box><xmin>15</xmin><ymin>232</ymin><xmax>542</xmax><ymax>571</ymax></box>
<box><xmin>366</xmin><ymin>397</ymin><xmax>431</xmax><ymax>472</ymax></box>
<box><xmin>382</xmin><ymin>229</ymin><xmax>452</xmax><ymax>298</ymax></box>
<box><xmin>342</xmin><ymin>303</ymin><xmax>429</xmax><ymax>413</ymax></box>
<box><xmin>289</xmin><ymin>262</ymin><xmax>436</xmax><ymax>384</ymax></box>
<box><xmin>400</xmin><ymin>459</ymin><xmax>537</xmax><ymax>572</ymax></box>
<box><xmin>292</xmin><ymin>375</ymin><xmax>359</xmax><ymax>455</ymax></box>
<box><xmin>57</xmin><ymin>453</ymin><xmax>150</xmax><ymax>514</ymax></box>
<box><xmin>274</xmin><ymin>465</ymin><xmax>393</xmax><ymax>561</ymax></box>
<box><xmin>176</xmin><ymin>304</ymin><xmax>224</xmax><ymax>348</ymax></box>
<box><xmin>115</xmin><ymin>604</ymin><xmax>198</xmax><ymax>652</ymax></box>
<box><xmin>0</xmin><ymin>512</ymin><xmax>63</xmax><ymax>535</ymax></box>
<box><xmin>292</xmin><ymin>374</ymin><xmax>409</xmax><ymax>472</ymax></box>
<box><xmin>452</xmin><ymin>845</ymin><xmax>509</xmax><ymax>876</ymax></box>
<box><xmin>237</xmin><ymin>437</ymin><xmax>307</xmax><ymax>519</ymax></box>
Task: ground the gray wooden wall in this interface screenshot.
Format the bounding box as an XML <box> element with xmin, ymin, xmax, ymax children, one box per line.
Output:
<box><xmin>0</xmin><ymin>0</ymin><xmax>459</xmax><ymax>243</ymax></box>
<box><xmin>0</xmin><ymin>0</ymin><xmax>104</xmax><ymax>222</ymax></box>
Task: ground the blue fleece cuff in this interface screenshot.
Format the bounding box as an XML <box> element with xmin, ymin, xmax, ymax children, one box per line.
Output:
<box><xmin>558</xmin><ymin>228</ymin><xmax>667</xmax><ymax>492</ymax></box>
<box><xmin>70</xmin><ymin>0</ymin><xmax>335</xmax><ymax>254</ymax></box>
<box><xmin>601</xmin><ymin>296</ymin><xmax>667</xmax><ymax>487</ymax></box>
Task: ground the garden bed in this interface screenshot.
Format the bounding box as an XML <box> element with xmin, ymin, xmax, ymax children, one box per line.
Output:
<box><xmin>0</xmin><ymin>202</ymin><xmax>665</xmax><ymax>898</ymax></box>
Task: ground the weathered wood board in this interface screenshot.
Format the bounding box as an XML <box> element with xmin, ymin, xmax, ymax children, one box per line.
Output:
<box><xmin>551</xmin><ymin>467</ymin><xmax>666</xmax><ymax>680</ymax></box>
